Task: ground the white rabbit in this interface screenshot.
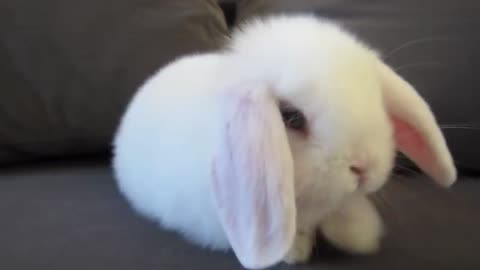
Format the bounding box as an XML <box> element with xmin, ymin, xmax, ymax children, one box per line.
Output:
<box><xmin>112</xmin><ymin>15</ymin><xmax>456</xmax><ymax>270</ymax></box>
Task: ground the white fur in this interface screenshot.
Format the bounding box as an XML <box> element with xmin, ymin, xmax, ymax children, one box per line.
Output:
<box><xmin>210</xmin><ymin>86</ymin><xmax>297</xmax><ymax>269</ymax></box>
<box><xmin>112</xmin><ymin>15</ymin><xmax>456</xmax><ymax>269</ymax></box>
<box><xmin>320</xmin><ymin>195</ymin><xmax>384</xmax><ymax>254</ymax></box>
<box><xmin>113</xmin><ymin>53</ymin><xmax>231</xmax><ymax>249</ymax></box>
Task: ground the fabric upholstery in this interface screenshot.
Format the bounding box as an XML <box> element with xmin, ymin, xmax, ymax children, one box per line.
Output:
<box><xmin>0</xmin><ymin>0</ymin><xmax>228</xmax><ymax>165</ymax></box>
<box><xmin>1</xmin><ymin>160</ymin><xmax>479</xmax><ymax>269</ymax></box>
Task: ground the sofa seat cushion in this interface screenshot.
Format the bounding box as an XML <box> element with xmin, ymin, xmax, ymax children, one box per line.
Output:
<box><xmin>1</xmin><ymin>160</ymin><xmax>479</xmax><ymax>269</ymax></box>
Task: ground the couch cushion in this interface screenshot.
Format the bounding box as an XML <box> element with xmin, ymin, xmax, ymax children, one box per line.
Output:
<box><xmin>0</xmin><ymin>161</ymin><xmax>479</xmax><ymax>269</ymax></box>
<box><xmin>234</xmin><ymin>0</ymin><xmax>480</xmax><ymax>172</ymax></box>
<box><xmin>0</xmin><ymin>0</ymin><xmax>228</xmax><ymax>165</ymax></box>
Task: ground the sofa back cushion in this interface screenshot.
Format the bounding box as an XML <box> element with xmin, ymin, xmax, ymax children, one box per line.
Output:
<box><xmin>0</xmin><ymin>0</ymin><xmax>228</xmax><ymax>165</ymax></box>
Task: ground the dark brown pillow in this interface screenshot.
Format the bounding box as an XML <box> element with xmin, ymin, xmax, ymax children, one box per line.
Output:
<box><xmin>0</xmin><ymin>0</ymin><xmax>229</xmax><ymax>165</ymax></box>
<box><xmin>234</xmin><ymin>0</ymin><xmax>480</xmax><ymax>171</ymax></box>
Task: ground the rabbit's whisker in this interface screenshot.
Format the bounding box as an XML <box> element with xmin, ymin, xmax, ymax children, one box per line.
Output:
<box><xmin>383</xmin><ymin>36</ymin><xmax>454</xmax><ymax>60</ymax></box>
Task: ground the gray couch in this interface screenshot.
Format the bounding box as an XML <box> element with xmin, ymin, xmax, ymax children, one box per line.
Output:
<box><xmin>1</xmin><ymin>1</ymin><xmax>479</xmax><ymax>269</ymax></box>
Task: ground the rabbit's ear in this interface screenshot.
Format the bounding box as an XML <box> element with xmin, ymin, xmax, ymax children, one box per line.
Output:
<box><xmin>378</xmin><ymin>61</ymin><xmax>457</xmax><ymax>187</ymax></box>
<box><xmin>212</xmin><ymin>86</ymin><xmax>296</xmax><ymax>269</ymax></box>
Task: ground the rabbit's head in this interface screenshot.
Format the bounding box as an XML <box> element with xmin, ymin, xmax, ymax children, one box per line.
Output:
<box><xmin>211</xmin><ymin>15</ymin><xmax>456</xmax><ymax>269</ymax></box>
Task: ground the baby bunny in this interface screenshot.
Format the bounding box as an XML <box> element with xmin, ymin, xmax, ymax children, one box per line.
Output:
<box><xmin>112</xmin><ymin>15</ymin><xmax>456</xmax><ymax>269</ymax></box>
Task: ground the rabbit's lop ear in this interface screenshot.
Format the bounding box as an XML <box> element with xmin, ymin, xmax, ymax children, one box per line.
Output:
<box><xmin>378</xmin><ymin>61</ymin><xmax>457</xmax><ymax>187</ymax></box>
<box><xmin>212</xmin><ymin>86</ymin><xmax>296</xmax><ymax>269</ymax></box>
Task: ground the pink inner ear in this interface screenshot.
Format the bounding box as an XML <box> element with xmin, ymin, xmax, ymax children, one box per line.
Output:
<box><xmin>391</xmin><ymin>116</ymin><xmax>434</xmax><ymax>173</ymax></box>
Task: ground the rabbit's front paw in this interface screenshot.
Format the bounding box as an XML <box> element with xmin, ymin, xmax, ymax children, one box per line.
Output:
<box><xmin>283</xmin><ymin>230</ymin><xmax>314</xmax><ymax>264</ymax></box>
<box><xmin>320</xmin><ymin>195</ymin><xmax>384</xmax><ymax>255</ymax></box>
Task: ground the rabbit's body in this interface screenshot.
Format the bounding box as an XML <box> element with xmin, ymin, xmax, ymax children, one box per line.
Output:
<box><xmin>113</xmin><ymin>15</ymin><xmax>456</xmax><ymax>269</ymax></box>
<box><xmin>113</xmin><ymin>54</ymin><xmax>231</xmax><ymax>249</ymax></box>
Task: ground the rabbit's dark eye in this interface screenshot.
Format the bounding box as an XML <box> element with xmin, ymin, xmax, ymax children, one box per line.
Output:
<box><xmin>279</xmin><ymin>102</ymin><xmax>307</xmax><ymax>132</ymax></box>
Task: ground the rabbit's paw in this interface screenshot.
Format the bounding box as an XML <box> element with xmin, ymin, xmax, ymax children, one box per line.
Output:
<box><xmin>283</xmin><ymin>230</ymin><xmax>314</xmax><ymax>264</ymax></box>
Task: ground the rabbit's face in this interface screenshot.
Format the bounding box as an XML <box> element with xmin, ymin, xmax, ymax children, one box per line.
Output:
<box><xmin>273</xmin><ymin>50</ymin><xmax>396</xmax><ymax>213</ymax></box>
<box><xmin>210</xmin><ymin>15</ymin><xmax>455</xmax><ymax>268</ymax></box>
<box><xmin>228</xmin><ymin>15</ymin><xmax>399</xmax><ymax>207</ymax></box>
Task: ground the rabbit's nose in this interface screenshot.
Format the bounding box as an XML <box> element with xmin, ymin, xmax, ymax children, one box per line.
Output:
<box><xmin>350</xmin><ymin>164</ymin><xmax>367</xmax><ymax>185</ymax></box>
